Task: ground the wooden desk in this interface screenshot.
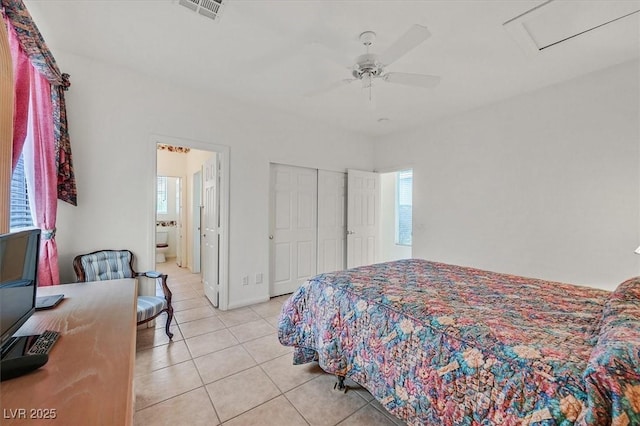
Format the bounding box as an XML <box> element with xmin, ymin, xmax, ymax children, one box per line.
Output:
<box><xmin>0</xmin><ymin>279</ymin><xmax>137</xmax><ymax>425</ymax></box>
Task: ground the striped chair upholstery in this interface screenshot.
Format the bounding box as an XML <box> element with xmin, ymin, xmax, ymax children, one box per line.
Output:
<box><xmin>79</xmin><ymin>250</ymin><xmax>135</xmax><ymax>281</ymax></box>
<box><xmin>73</xmin><ymin>250</ymin><xmax>174</xmax><ymax>339</ymax></box>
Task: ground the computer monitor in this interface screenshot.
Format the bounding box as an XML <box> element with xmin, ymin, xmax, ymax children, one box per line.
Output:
<box><xmin>0</xmin><ymin>228</ymin><xmax>41</xmax><ymax>354</ymax></box>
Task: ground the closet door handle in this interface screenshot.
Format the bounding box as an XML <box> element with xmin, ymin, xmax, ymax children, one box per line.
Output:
<box><xmin>269</xmin><ymin>235</ymin><xmax>274</xmax><ymax>240</ymax></box>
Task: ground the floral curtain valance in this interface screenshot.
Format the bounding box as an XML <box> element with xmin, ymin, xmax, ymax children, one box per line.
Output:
<box><xmin>2</xmin><ymin>0</ymin><xmax>77</xmax><ymax>205</ymax></box>
<box><xmin>157</xmin><ymin>144</ymin><xmax>191</xmax><ymax>154</ymax></box>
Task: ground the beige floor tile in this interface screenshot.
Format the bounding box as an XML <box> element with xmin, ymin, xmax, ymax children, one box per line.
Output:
<box><xmin>153</xmin><ymin>313</ymin><xmax>174</xmax><ymax>329</ymax></box>
<box><xmin>285</xmin><ymin>374</ymin><xmax>367</xmax><ymax>426</ymax></box>
<box><xmin>250</xmin><ymin>299</ymin><xmax>285</xmax><ymax>318</ymax></box>
<box><xmin>135</xmin><ymin>360</ymin><xmax>203</xmax><ymax>410</ymax></box>
<box><xmin>165</xmin><ymin>282</ymin><xmax>187</xmax><ymax>291</ymax></box>
<box><xmin>337</xmin><ymin>404</ymin><xmax>397</xmax><ymax>426</ymax></box>
<box><xmin>134</xmin><ymin>387</ymin><xmax>219</xmax><ymax>426</ymax></box>
<box><xmin>344</xmin><ymin>377</ymin><xmax>375</xmax><ymax>402</ymax></box>
<box><xmin>272</xmin><ymin>294</ymin><xmax>293</xmax><ymax>303</ymax></box>
<box><xmin>175</xmin><ymin>306</ymin><xmax>217</xmax><ymax>324</ymax></box>
<box><xmin>261</xmin><ymin>354</ymin><xmax>324</xmax><ymax>392</ymax></box>
<box><xmin>223</xmin><ymin>395</ymin><xmax>307</xmax><ymax>426</ymax></box>
<box><xmin>206</xmin><ymin>366</ymin><xmax>280</xmax><ymax>422</ymax></box>
<box><xmin>185</xmin><ymin>328</ymin><xmax>239</xmax><ymax>358</ymax></box>
<box><xmin>369</xmin><ymin>400</ymin><xmax>407</xmax><ymax>425</ymax></box>
<box><xmin>139</xmin><ymin>262</ymin><xmax>388</xmax><ymax>426</ymax></box>
<box><xmin>228</xmin><ymin>318</ymin><xmax>275</xmax><ymax>343</ymax></box>
<box><xmin>242</xmin><ymin>333</ymin><xmax>293</xmax><ymax>364</ymax></box>
<box><xmin>135</xmin><ymin>340</ymin><xmax>192</xmax><ymax>376</ymax></box>
<box><xmin>136</xmin><ymin>324</ymin><xmax>183</xmax><ymax>351</ymax></box>
<box><xmin>265</xmin><ymin>315</ymin><xmax>281</xmax><ymax>328</ymax></box>
<box><xmin>194</xmin><ymin>344</ymin><xmax>256</xmax><ymax>384</ymax></box>
<box><xmin>218</xmin><ymin>307</ymin><xmax>261</xmax><ymax>327</ymax></box>
<box><xmin>172</xmin><ymin>297</ymin><xmax>212</xmax><ymax>312</ymax></box>
<box><xmin>179</xmin><ymin>315</ymin><xmax>226</xmax><ymax>339</ymax></box>
<box><xmin>171</xmin><ymin>289</ymin><xmax>201</xmax><ymax>302</ymax></box>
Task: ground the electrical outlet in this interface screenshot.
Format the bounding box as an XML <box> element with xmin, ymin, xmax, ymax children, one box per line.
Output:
<box><xmin>255</xmin><ymin>273</ymin><xmax>263</xmax><ymax>284</ymax></box>
<box><xmin>242</xmin><ymin>276</ymin><xmax>249</xmax><ymax>286</ymax></box>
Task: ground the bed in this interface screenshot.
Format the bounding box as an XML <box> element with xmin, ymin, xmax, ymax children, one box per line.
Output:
<box><xmin>277</xmin><ymin>259</ymin><xmax>640</xmax><ymax>425</ymax></box>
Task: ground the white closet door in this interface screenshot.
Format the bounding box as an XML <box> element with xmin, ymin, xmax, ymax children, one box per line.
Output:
<box><xmin>269</xmin><ymin>164</ymin><xmax>318</xmax><ymax>296</ymax></box>
<box><xmin>317</xmin><ymin>170</ymin><xmax>346</xmax><ymax>274</ymax></box>
<box><xmin>347</xmin><ymin>169</ymin><xmax>380</xmax><ymax>269</ymax></box>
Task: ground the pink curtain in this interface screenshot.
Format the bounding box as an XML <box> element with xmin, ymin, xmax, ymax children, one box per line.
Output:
<box><xmin>2</xmin><ymin>0</ymin><xmax>77</xmax><ymax>205</ymax></box>
<box><xmin>22</xmin><ymin>65</ymin><xmax>59</xmax><ymax>286</ymax></box>
<box><xmin>8</xmin><ymin>19</ymin><xmax>60</xmax><ymax>285</ymax></box>
<box><xmin>7</xmin><ymin>20</ymin><xmax>28</xmax><ymax>171</ymax></box>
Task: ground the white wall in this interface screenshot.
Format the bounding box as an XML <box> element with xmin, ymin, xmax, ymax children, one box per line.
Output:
<box><xmin>54</xmin><ymin>52</ymin><xmax>374</xmax><ymax>308</ymax></box>
<box><xmin>380</xmin><ymin>172</ymin><xmax>412</xmax><ymax>262</ymax></box>
<box><xmin>374</xmin><ymin>60</ymin><xmax>640</xmax><ymax>290</ymax></box>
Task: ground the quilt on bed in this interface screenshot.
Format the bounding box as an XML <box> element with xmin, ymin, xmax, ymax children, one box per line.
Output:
<box><xmin>278</xmin><ymin>259</ymin><xmax>640</xmax><ymax>425</ymax></box>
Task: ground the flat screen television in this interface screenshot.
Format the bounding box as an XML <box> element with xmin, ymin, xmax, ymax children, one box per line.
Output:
<box><xmin>0</xmin><ymin>228</ymin><xmax>41</xmax><ymax>356</ymax></box>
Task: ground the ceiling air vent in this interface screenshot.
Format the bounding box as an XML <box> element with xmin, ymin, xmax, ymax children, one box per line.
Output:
<box><xmin>178</xmin><ymin>0</ymin><xmax>224</xmax><ymax>21</ymax></box>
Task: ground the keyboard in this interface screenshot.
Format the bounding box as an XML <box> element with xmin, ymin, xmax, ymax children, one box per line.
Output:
<box><xmin>27</xmin><ymin>330</ymin><xmax>60</xmax><ymax>355</ymax></box>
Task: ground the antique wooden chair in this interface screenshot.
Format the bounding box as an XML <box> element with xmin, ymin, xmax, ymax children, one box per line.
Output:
<box><xmin>73</xmin><ymin>249</ymin><xmax>174</xmax><ymax>338</ymax></box>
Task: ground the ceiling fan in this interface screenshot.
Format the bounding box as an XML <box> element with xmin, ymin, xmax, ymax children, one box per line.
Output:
<box><xmin>305</xmin><ymin>24</ymin><xmax>441</xmax><ymax>99</ymax></box>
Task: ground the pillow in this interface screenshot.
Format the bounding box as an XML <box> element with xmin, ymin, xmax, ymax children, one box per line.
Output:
<box><xmin>581</xmin><ymin>277</ymin><xmax>640</xmax><ymax>425</ymax></box>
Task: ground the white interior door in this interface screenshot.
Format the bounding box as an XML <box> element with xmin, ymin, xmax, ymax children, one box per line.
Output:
<box><xmin>317</xmin><ymin>170</ymin><xmax>346</xmax><ymax>274</ymax></box>
<box><xmin>203</xmin><ymin>154</ymin><xmax>219</xmax><ymax>307</ymax></box>
<box><xmin>347</xmin><ymin>169</ymin><xmax>380</xmax><ymax>269</ymax></box>
<box><xmin>192</xmin><ymin>170</ymin><xmax>202</xmax><ymax>274</ymax></box>
<box><xmin>270</xmin><ymin>164</ymin><xmax>317</xmax><ymax>296</ymax></box>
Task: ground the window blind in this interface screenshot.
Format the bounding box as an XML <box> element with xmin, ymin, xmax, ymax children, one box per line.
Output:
<box><xmin>10</xmin><ymin>154</ymin><xmax>33</xmax><ymax>230</ymax></box>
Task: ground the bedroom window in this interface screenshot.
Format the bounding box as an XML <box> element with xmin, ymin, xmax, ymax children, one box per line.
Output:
<box><xmin>396</xmin><ymin>169</ymin><xmax>412</xmax><ymax>246</ymax></box>
<box><xmin>157</xmin><ymin>176</ymin><xmax>168</xmax><ymax>214</ymax></box>
<box><xmin>9</xmin><ymin>154</ymin><xmax>33</xmax><ymax>230</ymax></box>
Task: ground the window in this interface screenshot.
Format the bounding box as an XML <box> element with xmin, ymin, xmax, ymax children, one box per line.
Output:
<box><xmin>10</xmin><ymin>154</ymin><xmax>33</xmax><ymax>230</ymax></box>
<box><xmin>396</xmin><ymin>169</ymin><xmax>412</xmax><ymax>246</ymax></box>
<box><xmin>157</xmin><ymin>176</ymin><xmax>168</xmax><ymax>214</ymax></box>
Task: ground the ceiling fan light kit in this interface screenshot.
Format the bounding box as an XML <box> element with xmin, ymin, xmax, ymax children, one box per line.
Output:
<box><xmin>307</xmin><ymin>24</ymin><xmax>441</xmax><ymax>101</ymax></box>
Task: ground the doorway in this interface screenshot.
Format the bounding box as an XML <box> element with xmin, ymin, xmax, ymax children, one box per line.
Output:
<box><xmin>155</xmin><ymin>176</ymin><xmax>183</xmax><ymax>266</ymax></box>
<box><xmin>152</xmin><ymin>135</ymin><xmax>230</xmax><ymax>310</ymax></box>
<box><xmin>379</xmin><ymin>169</ymin><xmax>413</xmax><ymax>262</ymax></box>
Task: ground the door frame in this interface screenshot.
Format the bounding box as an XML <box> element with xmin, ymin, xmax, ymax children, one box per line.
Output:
<box><xmin>150</xmin><ymin>134</ymin><xmax>230</xmax><ymax>310</ymax></box>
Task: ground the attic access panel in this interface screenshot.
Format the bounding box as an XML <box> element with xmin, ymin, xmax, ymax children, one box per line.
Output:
<box><xmin>504</xmin><ymin>0</ymin><xmax>640</xmax><ymax>52</ymax></box>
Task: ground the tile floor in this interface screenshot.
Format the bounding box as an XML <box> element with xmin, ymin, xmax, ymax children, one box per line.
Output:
<box><xmin>134</xmin><ymin>261</ymin><xmax>406</xmax><ymax>426</ymax></box>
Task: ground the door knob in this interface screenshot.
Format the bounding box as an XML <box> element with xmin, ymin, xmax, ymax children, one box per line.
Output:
<box><xmin>269</xmin><ymin>235</ymin><xmax>274</xmax><ymax>240</ymax></box>
<box><xmin>347</xmin><ymin>230</ymin><xmax>354</xmax><ymax>235</ymax></box>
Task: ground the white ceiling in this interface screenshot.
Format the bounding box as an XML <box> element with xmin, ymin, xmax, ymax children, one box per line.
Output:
<box><xmin>25</xmin><ymin>0</ymin><xmax>640</xmax><ymax>137</ymax></box>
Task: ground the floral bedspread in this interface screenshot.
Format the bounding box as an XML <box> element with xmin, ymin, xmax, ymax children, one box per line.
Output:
<box><xmin>278</xmin><ymin>259</ymin><xmax>640</xmax><ymax>425</ymax></box>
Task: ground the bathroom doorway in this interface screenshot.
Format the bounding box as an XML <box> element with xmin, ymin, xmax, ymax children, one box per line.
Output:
<box><xmin>155</xmin><ymin>175</ymin><xmax>183</xmax><ymax>266</ymax></box>
<box><xmin>153</xmin><ymin>135</ymin><xmax>230</xmax><ymax>310</ymax></box>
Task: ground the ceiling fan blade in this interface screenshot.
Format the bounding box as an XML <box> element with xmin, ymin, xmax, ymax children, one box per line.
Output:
<box><xmin>303</xmin><ymin>79</ymin><xmax>356</xmax><ymax>97</ymax></box>
<box><xmin>378</xmin><ymin>24</ymin><xmax>431</xmax><ymax>67</ymax></box>
<box><xmin>382</xmin><ymin>72</ymin><xmax>441</xmax><ymax>88</ymax></box>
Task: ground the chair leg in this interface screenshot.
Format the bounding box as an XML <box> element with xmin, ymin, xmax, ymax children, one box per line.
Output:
<box><xmin>165</xmin><ymin>307</ymin><xmax>174</xmax><ymax>339</ymax></box>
